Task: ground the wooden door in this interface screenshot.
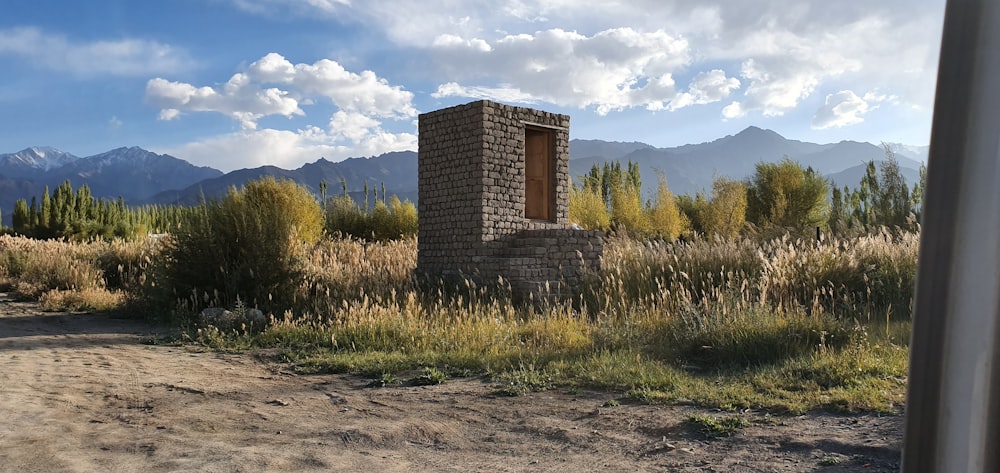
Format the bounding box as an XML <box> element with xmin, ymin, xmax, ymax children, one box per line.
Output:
<box><xmin>525</xmin><ymin>128</ymin><xmax>552</xmax><ymax>220</ymax></box>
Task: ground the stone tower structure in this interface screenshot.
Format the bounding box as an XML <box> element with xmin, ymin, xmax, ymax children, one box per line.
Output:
<box><xmin>417</xmin><ymin>100</ymin><xmax>602</xmax><ymax>297</ymax></box>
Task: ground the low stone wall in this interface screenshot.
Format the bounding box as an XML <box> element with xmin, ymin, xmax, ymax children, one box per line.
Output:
<box><xmin>499</xmin><ymin>228</ymin><xmax>603</xmax><ymax>290</ymax></box>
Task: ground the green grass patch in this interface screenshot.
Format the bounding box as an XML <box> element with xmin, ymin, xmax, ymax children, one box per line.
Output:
<box><xmin>492</xmin><ymin>364</ymin><xmax>556</xmax><ymax>396</ymax></box>
<box><xmin>410</xmin><ymin>367</ymin><xmax>448</xmax><ymax>386</ymax></box>
<box><xmin>686</xmin><ymin>413</ymin><xmax>751</xmax><ymax>438</ymax></box>
<box><xmin>258</xmin><ymin>316</ymin><xmax>907</xmax><ymax>414</ymax></box>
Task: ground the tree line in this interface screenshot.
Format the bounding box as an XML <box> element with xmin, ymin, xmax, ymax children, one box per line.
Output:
<box><xmin>569</xmin><ymin>145</ymin><xmax>927</xmax><ymax>239</ymax></box>
<box><xmin>7</xmin><ymin>178</ymin><xmax>418</xmax><ymax>242</ymax></box>
<box><xmin>11</xmin><ymin>180</ymin><xmax>193</xmax><ymax>240</ymax></box>
<box><xmin>7</xmin><ymin>149</ymin><xmax>920</xmax><ymax>243</ymax></box>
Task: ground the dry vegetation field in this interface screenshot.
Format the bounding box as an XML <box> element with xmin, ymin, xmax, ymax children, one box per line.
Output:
<box><xmin>0</xmin><ymin>229</ymin><xmax>913</xmax><ymax>471</ymax></box>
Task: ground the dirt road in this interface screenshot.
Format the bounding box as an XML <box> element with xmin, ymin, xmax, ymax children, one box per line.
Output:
<box><xmin>0</xmin><ymin>295</ymin><xmax>902</xmax><ymax>472</ymax></box>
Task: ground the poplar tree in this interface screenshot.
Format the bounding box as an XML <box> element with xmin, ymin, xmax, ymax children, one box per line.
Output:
<box><xmin>746</xmin><ymin>158</ymin><xmax>829</xmax><ymax>232</ymax></box>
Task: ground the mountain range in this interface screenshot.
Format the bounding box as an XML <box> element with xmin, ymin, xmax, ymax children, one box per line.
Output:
<box><xmin>568</xmin><ymin>126</ymin><xmax>924</xmax><ymax>198</ymax></box>
<box><xmin>0</xmin><ymin>127</ymin><xmax>926</xmax><ymax>225</ymax></box>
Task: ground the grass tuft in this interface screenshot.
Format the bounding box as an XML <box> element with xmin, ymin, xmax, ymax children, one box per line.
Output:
<box><xmin>686</xmin><ymin>413</ymin><xmax>751</xmax><ymax>438</ymax></box>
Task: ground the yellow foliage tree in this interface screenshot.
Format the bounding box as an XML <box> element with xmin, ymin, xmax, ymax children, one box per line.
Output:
<box><xmin>568</xmin><ymin>183</ymin><xmax>611</xmax><ymax>230</ymax></box>
<box><xmin>747</xmin><ymin>158</ymin><xmax>829</xmax><ymax>232</ymax></box>
<box><xmin>702</xmin><ymin>177</ymin><xmax>747</xmax><ymax>238</ymax></box>
<box><xmin>610</xmin><ymin>183</ymin><xmax>649</xmax><ymax>234</ymax></box>
<box><xmin>646</xmin><ymin>177</ymin><xmax>689</xmax><ymax>240</ymax></box>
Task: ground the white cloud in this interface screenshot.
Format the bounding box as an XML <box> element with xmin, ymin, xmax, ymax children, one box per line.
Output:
<box><xmin>109</xmin><ymin>116</ymin><xmax>123</xmax><ymax>128</ymax></box>
<box><xmin>158</xmin><ymin>108</ymin><xmax>181</xmax><ymax>121</ymax></box>
<box><xmin>0</xmin><ymin>27</ymin><xmax>192</xmax><ymax>77</ymax></box>
<box><xmin>149</xmin><ymin>52</ymin><xmax>418</xmax><ymax>170</ymax></box>
<box><xmin>721</xmin><ymin>101</ymin><xmax>745</xmax><ymax>120</ymax></box>
<box><xmin>161</xmin><ymin>128</ymin><xmax>341</xmax><ymax>171</ymax></box>
<box><xmin>147</xmin><ymin>53</ymin><xmax>415</xmax><ymax>132</ymax></box>
<box><xmin>328</xmin><ymin>111</ymin><xmax>381</xmax><ymax>143</ymax></box>
<box><xmin>432</xmin><ymin>82</ymin><xmax>539</xmax><ymax>104</ymax></box>
<box><xmin>236</xmin><ymin>0</ymin><xmax>940</xmax><ymax>121</ymax></box>
<box><xmin>247</xmin><ymin>53</ymin><xmax>416</xmax><ymax>118</ymax></box>
<box><xmin>146</xmin><ymin>76</ymin><xmax>303</xmax><ymax>130</ymax></box>
<box><xmin>429</xmin><ymin>27</ymin><xmax>690</xmax><ymax>114</ymax></box>
<box><xmin>432</xmin><ymin>34</ymin><xmax>492</xmax><ymax>51</ymax></box>
<box><xmin>812</xmin><ymin>89</ymin><xmax>889</xmax><ymax>129</ymax></box>
<box><xmin>161</xmin><ymin>126</ymin><xmax>416</xmax><ymax>172</ymax></box>
<box><xmin>699</xmin><ymin>5</ymin><xmax>937</xmax><ymax>118</ymax></box>
<box><xmin>668</xmin><ymin>69</ymin><xmax>741</xmax><ymax>111</ymax></box>
<box><xmin>736</xmin><ymin>58</ymin><xmax>825</xmax><ymax>117</ymax></box>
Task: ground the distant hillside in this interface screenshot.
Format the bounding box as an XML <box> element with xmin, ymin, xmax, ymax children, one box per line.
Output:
<box><xmin>0</xmin><ymin>146</ymin><xmax>222</xmax><ymax>225</ymax></box>
<box><xmin>145</xmin><ymin>151</ymin><xmax>418</xmax><ymax>205</ymax></box>
<box><xmin>569</xmin><ymin>126</ymin><xmax>924</xmax><ymax>198</ymax></box>
<box><xmin>569</xmin><ymin>140</ymin><xmax>653</xmax><ymax>160</ymax></box>
<box><xmin>53</xmin><ymin>147</ymin><xmax>223</xmax><ymax>202</ymax></box>
<box><xmin>7</xmin><ymin>128</ymin><xmax>926</xmax><ymax>221</ymax></box>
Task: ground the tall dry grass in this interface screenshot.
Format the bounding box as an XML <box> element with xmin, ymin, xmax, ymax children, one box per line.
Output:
<box><xmin>0</xmin><ymin>234</ymin><xmax>160</xmax><ymax>311</ymax></box>
<box><xmin>0</xmin><ymin>229</ymin><xmax>916</xmax><ymax>412</ymax></box>
<box><xmin>592</xmin><ymin>229</ymin><xmax>917</xmax><ymax>322</ymax></box>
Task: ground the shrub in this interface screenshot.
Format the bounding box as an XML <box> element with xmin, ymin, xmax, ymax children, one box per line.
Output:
<box><xmin>39</xmin><ymin>288</ymin><xmax>124</xmax><ymax>312</ymax></box>
<box><xmin>677</xmin><ymin>178</ymin><xmax>747</xmax><ymax>239</ymax></box>
<box><xmin>702</xmin><ymin>178</ymin><xmax>748</xmax><ymax>239</ymax></box>
<box><xmin>161</xmin><ymin>177</ymin><xmax>323</xmax><ymax>313</ymax></box>
<box><xmin>326</xmin><ymin>195</ymin><xmax>367</xmax><ymax>238</ymax></box>
<box><xmin>325</xmin><ymin>195</ymin><xmax>418</xmax><ymax>241</ymax></box>
<box><xmin>665</xmin><ymin>308</ymin><xmax>858</xmax><ymax>370</ymax></box>
<box><xmin>569</xmin><ymin>185</ymin><xmax>611</xmax><ymax>230</ymax></box>
<box><xmin>371</xmin><ymin>197</ymin><xmax>419</xmax><ymax>241</ymax></box>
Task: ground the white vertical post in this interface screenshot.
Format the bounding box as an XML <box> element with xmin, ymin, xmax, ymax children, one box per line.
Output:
<box><xmin>903</xmin><ymin>0</ymin><xmax>1000</xmax><ymax>471</ymax></box>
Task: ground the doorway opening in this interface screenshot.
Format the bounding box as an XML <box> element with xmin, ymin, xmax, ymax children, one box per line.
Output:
<box><xmin>524</xmin><ymin>127</ymin><xmax>555</xmax><ymax>221</ymax></box>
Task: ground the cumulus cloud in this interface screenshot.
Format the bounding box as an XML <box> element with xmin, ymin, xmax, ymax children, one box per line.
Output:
<box><xmin>721</xmin><ymin>101</ymin><xmax>745</xmax><ymax>120</ymax></box>
<box><xmin>667</xmin><ymin>69</ymin><xmax>741</xmax><ymax>111</ymax></box>
<box><xmin>735</xmin><ymin>58</ymin><xmax>826</xmax><ymax>117</ymax></box>
<box><xmin>160</xmin><ymin>127</ymin><xmax>343</xmax><ymax>171</ymax></box>
<box><xmin>148</xmin><ymin>53</ymin><xmax>415</xmax><ymax>130</ymax></box>
<box><xmin>701</xmin><ymin>5</ymin><xmax>938</xmax><ymax>119</ymax></box>
<box><xmin>248</xmin><ymin>53</ymin><xmax>416</xmax><ymax>118</ymax></box>
<box><xmin>0</xmin><ymin>27</ymin><xmax>192</xmax><ymax>77</ymax></box>
<box><xmin>812</xmin><ymin>90</ymin><xmax>890</xmax><ymax>129</ymax></box>
<box><xmin>429</xmin><ymin>27</ymin><xmax>690</xmax><ymax>114</ymax></box>
<box><xmin>432</xmin><ymin>34</ymin><xmax>492</xmax><ymax>51</ymax></box>
<box><xmin>233</xmin><ymin>0</ymin><xmax>940</xmax><ymax>122</ymax></box>
<box><xmin>147</xmin><ymin>76</ymin><xmax>303</xmax><ymax>130</ymax></box>
<box><xmin>149</xmin><ymin>52</ymin><xmax>418</xmax><ymax>169</ymax></box>
<box><xmin>158</xmin><ymin>109</ymin><xmax>181</xmax><ymax>121</ymax></box>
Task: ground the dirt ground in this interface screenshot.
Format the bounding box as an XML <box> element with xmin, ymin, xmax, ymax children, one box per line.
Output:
<box><xmin>0</xmin><ymin>294</ymin><xmax>903</xmax><ymax>473</ymax></box>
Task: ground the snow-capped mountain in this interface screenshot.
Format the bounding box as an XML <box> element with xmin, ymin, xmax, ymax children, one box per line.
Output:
<box><xmin>0</xmin><ymin>147</ymin><xmax>79</xmax><ymax>177</ymax></box>
<box><xmin>889</xmin><ymin>143</ymin><xmax>930</xmax><ymax>162</ymax></box>
<box><xmin>51</xmin><ymin>147</ymin><xmax>223</xmax><ymax>200</ymax></box>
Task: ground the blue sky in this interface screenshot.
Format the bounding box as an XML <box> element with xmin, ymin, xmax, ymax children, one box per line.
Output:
<box><xmin>0</xmin><ymin>0</ymin><xmax>946</xmax><ymax>172</ymax></box>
